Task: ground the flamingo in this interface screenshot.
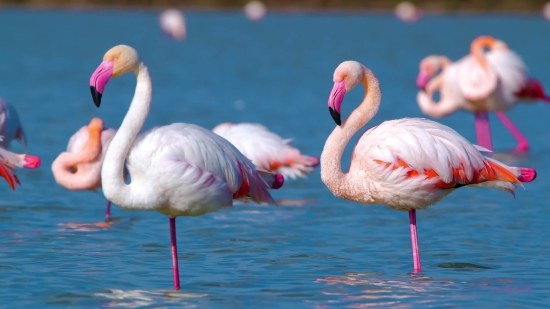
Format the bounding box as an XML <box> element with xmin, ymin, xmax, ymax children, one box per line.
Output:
<box><xmin>416</xmin><ymin>35</ymin><xmax>550</xmax><ymax>152</ymax></box>
<box><xmin>0</xmin><ymin>141</ymin><xmax>41</xmax><ymax>190</ymax></box>
<box><xmin>394</xmin><ymin>1</ymin><xmax>422</xmax><ymax>23</ymax></box>
<box><xmin>51</xmin><ymin>117</ymin><xmax>118</xmax><ymax>220</ymax></box>
<box><xmin>244</xmin><ymin>1</ymin><xmax>267</xmax><ymax>21</ymax></box>
<box><xmin>322</xmin><ymin>60</ymin><xmax>537</xmax><ymax>273</ymax></box>
<box><xmin>89</xmin><ymin>45</ymin><xmax>284</xmax><ymax>290</ymax></box>
<box><xmin>158</xmin><ymin>9</ymin><xmax>186</xmax><ymax>41</ymax></box>
<box><xmin>212</xmin><ymin>122</ymin><xmax>319</xmax><ymax>180</ymax></box>
<box><xmin>0</xmin><ymin>98</ymin><xmax>27</xmax><ymax>152</ymax></box>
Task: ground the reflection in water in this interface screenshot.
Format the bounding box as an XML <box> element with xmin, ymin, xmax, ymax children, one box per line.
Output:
<box><xmin>57</xmin><ymin>218</ymin><xmax>123</xmax><ymax>232</ymax></box>
<box><xmin>234</xmin><ymin>199</ymin><xmax>316</xmax><ymax>207</ymax></box>
<box><xmin>315</xmin><ymin>273</ymin><xmax>531</xmax><ymax>308</ymax></box>
<box><xmin>95</xmin><ymin>289</ymin><xmax>207</xmax><ymax>308</ymax></box>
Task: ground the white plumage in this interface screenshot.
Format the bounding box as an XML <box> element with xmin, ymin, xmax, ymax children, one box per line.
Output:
<box><xmin>212</xmin><ymin>122</ymin><xmax>319</xmax><ymax>180</ymax></box>
<box><xmin>117</xmin><ymin>123</ymin><xmax>278</xmax><ymax>217</ymax></box>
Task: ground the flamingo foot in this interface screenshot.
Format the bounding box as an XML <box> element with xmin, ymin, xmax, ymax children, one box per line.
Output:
<box><xmin>170</xmin><ymin>217</ymin><xmax>181</xmax><ymax>290</ymax></box>
<box><xmin>513</xmin><ymin>142</ymin><xmax>529</xmax><ymax>153</ymax></box>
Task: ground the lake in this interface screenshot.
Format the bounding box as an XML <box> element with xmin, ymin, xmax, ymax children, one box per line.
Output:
<box><xmin>0</xmin><ymin>8</ymin><xmax>548</xmax><ymax>308</ymax></box>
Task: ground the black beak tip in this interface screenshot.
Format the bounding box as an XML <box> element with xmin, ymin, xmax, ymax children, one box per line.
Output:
<box><xmin>329</xmin><ymin>107</ymin><xmax>341</xmax><ymax>126</ymax></box>
<box><xmin>90</xmin><ymin>86</ymin><xmax>102</xmax><ymax>108</ymax></box>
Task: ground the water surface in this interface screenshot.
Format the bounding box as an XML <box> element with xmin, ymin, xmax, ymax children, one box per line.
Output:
<box><xmin>0</xmin><ymin>9</ymin><xmax>549</xmax><ymax>308</ymax></box>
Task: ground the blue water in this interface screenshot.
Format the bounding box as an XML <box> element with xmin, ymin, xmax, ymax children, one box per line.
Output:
<box><xmin>0</xmin><ymin>9</ymin><xmax>549</xmax><ymax>308</ymax></box>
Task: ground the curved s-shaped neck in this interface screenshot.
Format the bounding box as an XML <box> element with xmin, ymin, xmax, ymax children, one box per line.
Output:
<box><xmin>320</xmin><ymin>67</ymin><xmax>380</xmax><ymax>199</ymax></box>
<box><xmin>101</xmin><ymin>63</ymin><xmax>152</xmax><ymax>206</ymax></box>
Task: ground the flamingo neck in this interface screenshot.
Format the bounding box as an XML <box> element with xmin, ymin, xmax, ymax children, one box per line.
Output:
<box><xmin>416</xmin><ymin>74</ymin><xmax>458</xmax><ymax>118</ymax></box>
<box><xmin>51</xmin><ymin>129</ymin><xmax>102</xmax><ymax>190</ymax></box>
<box><xmin>320</xmin><ymin>67</ymin><xmax>380</xmax><ymax>200</ymax></box>
<box><xmin>471</xmin><ymin>37</ymin><xmax>498</xmax><ymax>70</ymax></box>
<box><xmin>101</xmin><ymin>62</ymin><xmax>152</xmax><ymax>207</ymax></box>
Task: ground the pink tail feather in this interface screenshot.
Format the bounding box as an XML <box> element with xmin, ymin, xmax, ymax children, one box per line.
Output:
<box><xmin>517</xmin><ymin>168</ymin><xmax>536</xmax><ymax>183</ymax></box>
<box><xmin>515</xmin><ymin>78</ymin><xmax>550</xmax><ymax>102</ymax></box>
<box><xmin>233</xmin><ymin>164</ymin><xmax>283</xmax><ymax>206</ymax></box>
<box><xmin>23</xmin><ymin>155</ymin><xmax>41</xmax><ymax>169</ymax></box>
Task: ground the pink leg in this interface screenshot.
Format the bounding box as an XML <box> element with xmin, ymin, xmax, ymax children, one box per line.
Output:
<box><xmin>170</xmin><ymin>217</ymin><xmax>181</xmax><ymax>290</ymax></box>
<box><xmin>409</xmin><ymin>210</ymin><xmax>421</xmax><ymax>273</ymax></box>
<box><xmin>494</xmin><ymin>111</ymin><xmax>529</xmax><ymax>152</ymax></box>
<box><xmin>105</xmin><ymin>201</ymin><xmax>111</xmax><ymax>220</ymax></box>
<box><xmin>474</xmin><ymin>112</ymin><xmax>493</xmax><ymax>151</ymax></box>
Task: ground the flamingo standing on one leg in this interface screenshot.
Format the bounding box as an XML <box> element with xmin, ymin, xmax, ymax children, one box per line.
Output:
<box><xmin>322</xmin><ymin>60</ymin><xmax>537</xmax><ymax>273</ymax></box>
<box><xmin>89</xmin><ymin>45</ymin><xmax>284</xmax><ymax>290</ymax></box>
<box><xmin>417</xmin><ymin>35</ymin><xmax>550</xmax><ymax>152</ymax></box>
<box><xmin>51</xmin><ymin>117</ymin><xmax>118</xmax><ymax>220</ymax></box>
<box><xmin>0</xmin><ymin>98</ymin><xmax>28</xmax><ymax>152</ymax></box>
<box><xmin>0</xmin><ymin>143</ymin><xmax>41</xmax><ymax>190</ymax></box>
<box><xmin>212</xmin><ymin>122</ymin><xmax>319</xmax><ymax>180</ymax></box>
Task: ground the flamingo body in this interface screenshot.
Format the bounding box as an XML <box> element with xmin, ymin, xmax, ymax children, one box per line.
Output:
<box><xmin>121</xmin><ymin>123</ymin><xmax>279</xmax><ymax>217</ymax></box>
<box><xmin>65</xmin><ymin>125</ymin><xmax>116</xmax><ymax>190</ymax></box>
<box><xmin>347</xmin><ymin>117</ymin><xmax>528</xmax><ymax>210</ymax></box>
<box><xmin>212</xmin><ymin>122</ymin><xmax>319</xmax><ymax>179</ymax></box>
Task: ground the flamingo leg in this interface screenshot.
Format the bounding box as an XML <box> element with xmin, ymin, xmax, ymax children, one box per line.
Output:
<box><xmin>494</xmin><ymin>111</ymin><xmax>529</xmax><ymax>152</ymax></box>
<box><xmin>409</xmin><ymin>209</ymin><xmax>421</xmax><ymax>273</ymax></box>
<box><xmin>170</xmin><ymin>217</ymin><xmax>181</xmax><ymax>290</ymax></box>
<box><xmin>474</xmin><ymin>112</ymin><xmax>493</xmax><ymax>151</ymax></box>
<box><xmin>105</xmin><ymin>201</ymin><xmax>111</xmax><ymax>220</ymax></box>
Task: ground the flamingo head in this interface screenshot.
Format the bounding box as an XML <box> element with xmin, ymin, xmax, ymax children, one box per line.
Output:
<box><xmin>328</xmin><ymin>61</ymin><xmax>364</xmax><ymax>126</ymax></box>
<box><xmin>90</xmin><ymin>45</ymin><xmax>141</xmax><ymax>107</ymax></box>
<box><xmin>417</xmin><ymin>55</ymin><xmax>445</xmax><ymax>91</ymax></box>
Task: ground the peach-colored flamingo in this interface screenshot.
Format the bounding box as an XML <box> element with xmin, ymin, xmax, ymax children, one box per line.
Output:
<box><xmin>51</xmin><ymin>117</ymin><xmax>117</xmax><ymax>220</ymax></box>
<box><xmin>322</xmin><ymin>60</ymin><xmax>537</xmax><ymax>273</ymax></box>
<box><xmin>212</xmin><ymin>122</ymin><xmax>319</xmax><ymax>180</ymax></box>
<box><xmin>89</xmin><ymin>45</ymin><xmax>284</xmax><ymax>290</ymax></box>
<box><xmin>0</xmin><ymin>140</ymin><xmax>40</xmax><ymax>190</ymax></box>
<box><xmin>417</xmin><ymin>36</ymin><xmax>550</xmax><ymax>152</ymax></box>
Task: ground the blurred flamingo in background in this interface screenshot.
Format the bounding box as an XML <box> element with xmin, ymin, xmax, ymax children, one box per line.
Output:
<box><xmin>159</xmin><ymin>9</ymin><xmax>186</xmax><ymax>41</ymax></box>
<box><xmin>89</xmin><ymin>45</ymin><xmax>284</xmax><ymax>290</ymax></box>
<box><xmin>0</xmin><ymin>98</ymin><xmax>27</xmax><ymax>152</ymax></box>
<box><xmin>543</xmin><ymin>2</ymin><xmax>550</xmax><ymax>20</ymax></box>
<box><xmin>244</xmin><ymin>1</ymin><xmax>267</xmax><ymax>21</ymax></box>
<box><xmin>0</xmin><ymin>141</ymin><xmax>40</xmax><ymax>191</ymax></box>
<box><xmin>416</xmin><ymin>35</ymin><xmax>550</xmax><ymax>152</ymax></box>
<box><xmin>51</xmin><ymin>117</ymin><xmax>117</xmax><ymax>220</ymax></box>
<box><xmin>322</xmin><ymin>60</ymin><xmax>536</xmax><ymax>273</ymax></box>
<box><xmin>212</xmin><ymin>122</ymin><xmax>319</xmax><ymax>180</ymax></box>
<box><xmin>395</xmin><ymin>1</ymin><xmax>422</xmax><ymax>23</ymax></box>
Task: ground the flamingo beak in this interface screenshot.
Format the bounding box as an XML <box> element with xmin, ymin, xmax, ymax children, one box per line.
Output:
<box><xmin>328</xmin><ymin>80</ymin><xmax>346</xmax><ymax>126</ymax></box>
<box><xmin>90</xmin><ymin>60</ymin><xmax>115</xmax><ymax>107</ymax></box>
<box><xmin>416</xmin><ymin>70</ymin><xmax>430</xmax><ymax>91</ymax></box>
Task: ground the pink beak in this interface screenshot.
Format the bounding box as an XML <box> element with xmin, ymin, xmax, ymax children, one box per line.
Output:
<box><xmin>90</xmin><ymin>60</ymin><xmax>114</xmax><ymax>107</ymax></box>
<box><xmin>416</xmin><ymin>70</ymin><xmax>430</xmax><ymax>90</ymax></box>
<box><xmin>328</xmin><ymin>80</ymin><xmax>346</xmax><ymax>126</ymax></box>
